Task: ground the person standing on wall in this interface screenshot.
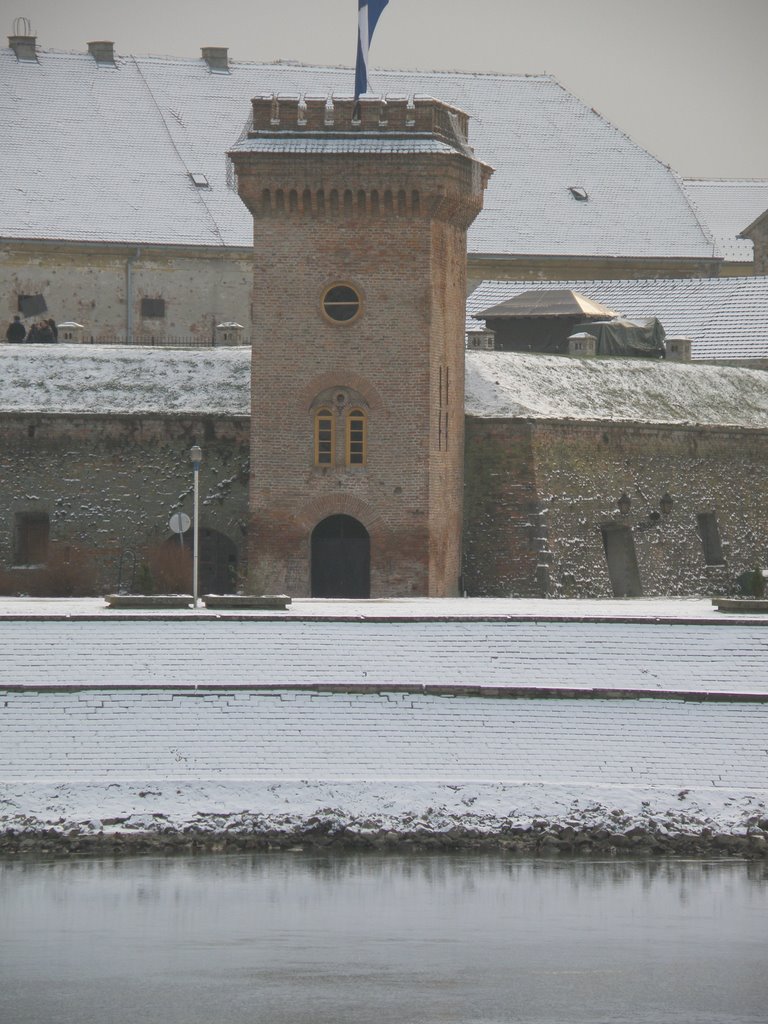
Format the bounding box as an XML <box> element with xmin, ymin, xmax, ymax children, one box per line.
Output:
<box><xmin>5</xmin><ymin>315</ymin><xmax>26</xmax><ymax>342</ymax></box>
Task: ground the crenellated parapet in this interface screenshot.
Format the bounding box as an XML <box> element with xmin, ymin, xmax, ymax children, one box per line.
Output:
<box><xmin>230</xmin><ymin>93</ymin><xmax>493</xmax><ymax>229</ymax></box>
<box><xmin>248</xmin><ymin>93</ymin><xmax>471</xmax><ymax>147</ymax></box>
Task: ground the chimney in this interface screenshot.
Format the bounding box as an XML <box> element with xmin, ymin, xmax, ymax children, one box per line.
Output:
<box><xmin>202</xmin><ymin>46</ymin><xmax>229</xmax><ymax>72</ymax></box>
<box><xmin>88</xmin><ymin>40</ymin><xmax>115</xmax><ymax>65</ymax></box>
<box><xmin>9</xmin><ymin>33</ymin><xmax>37</xmax><ymax>61</ymax></box>
<box><xmin>665</xmin><ymin>337</ymin><xmax>693</xmax><ymax>362</ymax></box>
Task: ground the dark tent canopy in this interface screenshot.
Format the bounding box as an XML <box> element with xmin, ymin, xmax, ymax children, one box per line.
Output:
<box><xmin>573</xmin><ymin>317</ymin><xmax>666</xmax><ymax>358</ymax></box>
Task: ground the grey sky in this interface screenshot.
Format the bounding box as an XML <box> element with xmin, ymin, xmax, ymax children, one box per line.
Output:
<box><xmin>13</xmin><ymin>0</ymin><xmax>768</xmax><ymax>177</ymax></box>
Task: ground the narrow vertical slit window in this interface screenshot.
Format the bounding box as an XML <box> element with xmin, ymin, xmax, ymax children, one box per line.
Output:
<box><xmin>444</xmin><ymin>366</ymin><xmax>450</xmax><ymax>450</ymax></box>
<box><xmin>14</xmin><ymin>511</ymin><xmax>49</xmax><ymax>565</ymax></box>
<box><xmin>315</xmin><ymin>408</ymin><xmax>334</xmax><ymax>465</ymax></box>
<box><xmin>347</xmin><ymin>409</ymin><xmax>367</xmax><ymax>466</ymax></box>
<box><xmin>696</xmin><ymin>512</ymin><xmax>724</xmax><ymax>565</ymax></box>
<box><xmin>438</xmin><ymin>366</ymin><xmax>443</xmax><ymax>450</ymax></box>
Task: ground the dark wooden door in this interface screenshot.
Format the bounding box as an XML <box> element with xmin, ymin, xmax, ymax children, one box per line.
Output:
<box><xmin>311</xmin><ymin>515</ymin><xmax>370</xmax><ymax>598</ymax></box>
<box><xmin>601</xmin><ymin>525</ymin><xmax>642</xmax><ymax>597</ymax></box>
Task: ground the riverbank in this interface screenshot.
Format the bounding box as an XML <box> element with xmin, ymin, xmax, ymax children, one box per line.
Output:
<box><xmin>3</xmin><ymin>779</ymin><xmax>767</xmax><ymax>858</ymax></box>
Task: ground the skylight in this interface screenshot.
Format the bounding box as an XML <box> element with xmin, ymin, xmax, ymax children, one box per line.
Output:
<box><xmin>190</xmin><ymin>173</ymin><xmax>210</xmax><ymax>188</ymax></box>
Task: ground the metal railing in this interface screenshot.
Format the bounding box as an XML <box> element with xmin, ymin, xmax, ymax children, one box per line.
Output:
<box><xmin>67</xmin><ymin>334</ymin><xmax>250</xmax><ymax>348</ymax></box>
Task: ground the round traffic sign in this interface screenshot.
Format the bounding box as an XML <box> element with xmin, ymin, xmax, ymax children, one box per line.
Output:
<box><xmin>169</xmin><ymin>512</ymin><xmax>191</xmax><ymax>534</ymax></box>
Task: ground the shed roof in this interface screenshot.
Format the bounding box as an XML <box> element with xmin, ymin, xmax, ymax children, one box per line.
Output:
<box><xmin>683</xmin><ymin>179</ymin><xmax>768</xmax><ymax>262</ymax></box>
<box><xmin>468</xmin><ymin>276</ymin><xmax>768</xmax><ymax>360</ymax></box>
<box><xmin>477</xmin><ymin>289</ymin><xmax>619</xmax><ymax>319</ymax></box>
<box><xmin>0</xmin><ymin>47</ymin><xmax>714</xmax><ymax>260</ymax></box>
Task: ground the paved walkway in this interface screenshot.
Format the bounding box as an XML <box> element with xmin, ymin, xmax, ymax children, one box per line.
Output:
<box><xmin>0</xmin><ymin>595</ymin><xmax>767</xmax><ymax>622</ymax></box>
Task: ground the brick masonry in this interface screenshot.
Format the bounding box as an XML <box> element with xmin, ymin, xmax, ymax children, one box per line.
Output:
<box><xmin>230</xmin><ymin>96</ymin><xmax>492</xmax><ymax>597</ymax></box>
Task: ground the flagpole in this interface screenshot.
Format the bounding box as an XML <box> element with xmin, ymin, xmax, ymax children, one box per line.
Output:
<box><xmin>355</xmin><ymin>0</ymin><xmax>390</xmax><ymax>106</ymax></box>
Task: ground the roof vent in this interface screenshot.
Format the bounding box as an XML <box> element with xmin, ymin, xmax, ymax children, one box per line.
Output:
<box><xmin>568</xmin><ymin>186</ymin><xmax>589</xmax><ymax>201</ymax></box>
<box><xmin>88</xmin><ymin>40</ymin><xmax>115</xmax><ymax>64</ymax></box>
<box><xmin>202</xmin><ymin>46</ymin><xmax>229</xmax><ymax>72</ymax></box>
<box><xmin>9</xmin><ymin>17</ymin><xmax>36</xmax><ymax>61</ymax></box>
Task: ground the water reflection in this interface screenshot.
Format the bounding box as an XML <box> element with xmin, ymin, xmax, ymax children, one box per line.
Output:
<box><xmin>1</xmin><ymin>854</ymin><xmax>766</xmax><ymax>1024</ymax></box>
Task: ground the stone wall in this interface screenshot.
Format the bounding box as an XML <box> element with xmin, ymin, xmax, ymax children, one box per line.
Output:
<box><xmin>3</xmin><ymin>687</ymin><xmax>767</xmax><ymax>789</ymax></box>
<box><xmin>464</xmin><ymin>416</ymin><xmax>768</xmax><ymax>597</ymax></box>
<box><xmin>0</xmin><ymin>413</ymin><xmax>249</xmax><ymax>593</ymax></box>
<box><xmin>0</xmin><ymin>243</ymin><xmax>253</xmax><ymax>343</ymax></box>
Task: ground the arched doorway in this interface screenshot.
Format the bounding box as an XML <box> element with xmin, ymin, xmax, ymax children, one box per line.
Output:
<box><xmin>164</xmin><ymin>528</ymin><xmax>238</xmax><ymax>595</ymax></box>
<box><xmin>311</xmin><ymin>515</ymin><xmax>370</xmax><ymax>598</ymax></box>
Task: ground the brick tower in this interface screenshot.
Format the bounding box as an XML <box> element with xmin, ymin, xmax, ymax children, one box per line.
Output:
<box><xmin>230</xmin><ymin>94</ymin><xmax>492</xmax><ymax>597</ymax></box>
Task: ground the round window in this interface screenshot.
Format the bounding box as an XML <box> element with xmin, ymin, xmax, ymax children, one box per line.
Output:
<box><xmin>323</xmin><ymin>284</ymin><xmax>361</xmax><ymax>323</ymax></box>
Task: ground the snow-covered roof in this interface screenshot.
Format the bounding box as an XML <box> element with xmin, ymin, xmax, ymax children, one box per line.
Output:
<box><xmin>2</xmin><ymin>344</ymin><xmax>768</xmax><ymax>430</ymax></box>
<box><xmin>683</xmin><ymin>179</ymin><xmax>768</xmax><ymax>262</ymax></box>
<box><xmin>465</xmin><ymin>350</ymin><xmax>768</xmax><ymax>428</ymax></box>
<box><xmin>468</xmin><ymin>276</ymin><xmax>768</xmax><ymax>360</ymax></box>
<box><xmin>0</xmin><ymin>47</ymin><xmax>715</xmax><ymax>260</ymax></box>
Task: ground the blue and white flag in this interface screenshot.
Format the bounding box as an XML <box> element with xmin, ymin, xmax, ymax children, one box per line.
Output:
<box><xmin>355</xmin><ymin>0</ymin><xmax>389</xmax><ymax>99</ymax></box>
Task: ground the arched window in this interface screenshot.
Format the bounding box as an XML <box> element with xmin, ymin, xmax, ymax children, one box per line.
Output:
<box><xmin>315</xmin><ymin>408</ymin><xmax>334</xmax><ymax>465</ymax></box>
<box><xmin>346</xmin><ymin>408</ymin><xmax>366</xmax><ymax>466</ymax></box>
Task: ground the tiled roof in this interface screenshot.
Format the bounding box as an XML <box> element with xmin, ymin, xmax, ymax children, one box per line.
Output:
<box><xmin>468</xmin><ymin>276</ymin><xmax>768</xmax><ymax>360</ymax></box>
<box><xmin>683</xmin><ymin>179</ymin><xmax>768</xmax><ymax>262</ymax></box>
<box><xmin>0</xmin><ymin>47</ymin><xmax>714</xmax><ymax>259</ymax></box>
<box><xmin>465</xmin><ymin>350</ymin><xmax>768</xmax><ymax>428</ymax></box>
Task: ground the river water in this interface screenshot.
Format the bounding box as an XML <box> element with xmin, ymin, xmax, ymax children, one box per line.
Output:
<box><xmin>1</xmin><ymin>853</ymin><xmax>766</xmax><ymax>1024</ymax></box>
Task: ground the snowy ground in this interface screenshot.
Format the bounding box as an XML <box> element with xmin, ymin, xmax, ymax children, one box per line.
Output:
<box><xmin>2</xmin><ymin>596</ymin><xmax>766</xmax><ymax>852</ymax></box>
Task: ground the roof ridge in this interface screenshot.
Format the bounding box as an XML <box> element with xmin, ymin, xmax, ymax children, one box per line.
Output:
<box><xmin>5</xmin><ymin>47</ymin><xmax>553</xmax><ymax>81</ymax></box>
<box><xmin>684</xmin><ymin>177</ymin><xmax>768</xmax><ymax>185</ymax></box>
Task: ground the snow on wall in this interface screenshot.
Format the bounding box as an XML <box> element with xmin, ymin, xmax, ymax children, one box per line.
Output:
<box><xmin>465</xmin><ymin>350</ymin><xmax>768</xmax><ymax>427</ymax></box>
<box><xmin>3</xmin><ymin>619</ymin><xmax>768</xmax><ymax>692</ymax></box>
<box><xmin>0</xmin><ymin>345</ymin><xmax>250</xmax><ymax>415</ymax></box>
<box><xmin>3</xmin><ymin>346</ymin><xmax>768</xmax><ymax>429</ymax></box>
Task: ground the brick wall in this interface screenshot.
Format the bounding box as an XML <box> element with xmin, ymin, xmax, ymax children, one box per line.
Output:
<box><xmin>232</xmin><ymin>97</ymin><xmax>490</xmax><ymax>597</ymax></box>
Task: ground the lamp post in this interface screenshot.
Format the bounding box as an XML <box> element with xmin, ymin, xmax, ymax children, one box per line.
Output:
<box><xmin>190</xmin><ymin>446</ymin><xmax>203</xmax><ymax>606</ymax></box>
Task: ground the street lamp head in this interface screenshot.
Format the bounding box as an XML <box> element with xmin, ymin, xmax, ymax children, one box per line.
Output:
<box><xmin>190</xmin><ymin>445</ymin><xmax>203</xmax><ymax>467</ymax></box>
